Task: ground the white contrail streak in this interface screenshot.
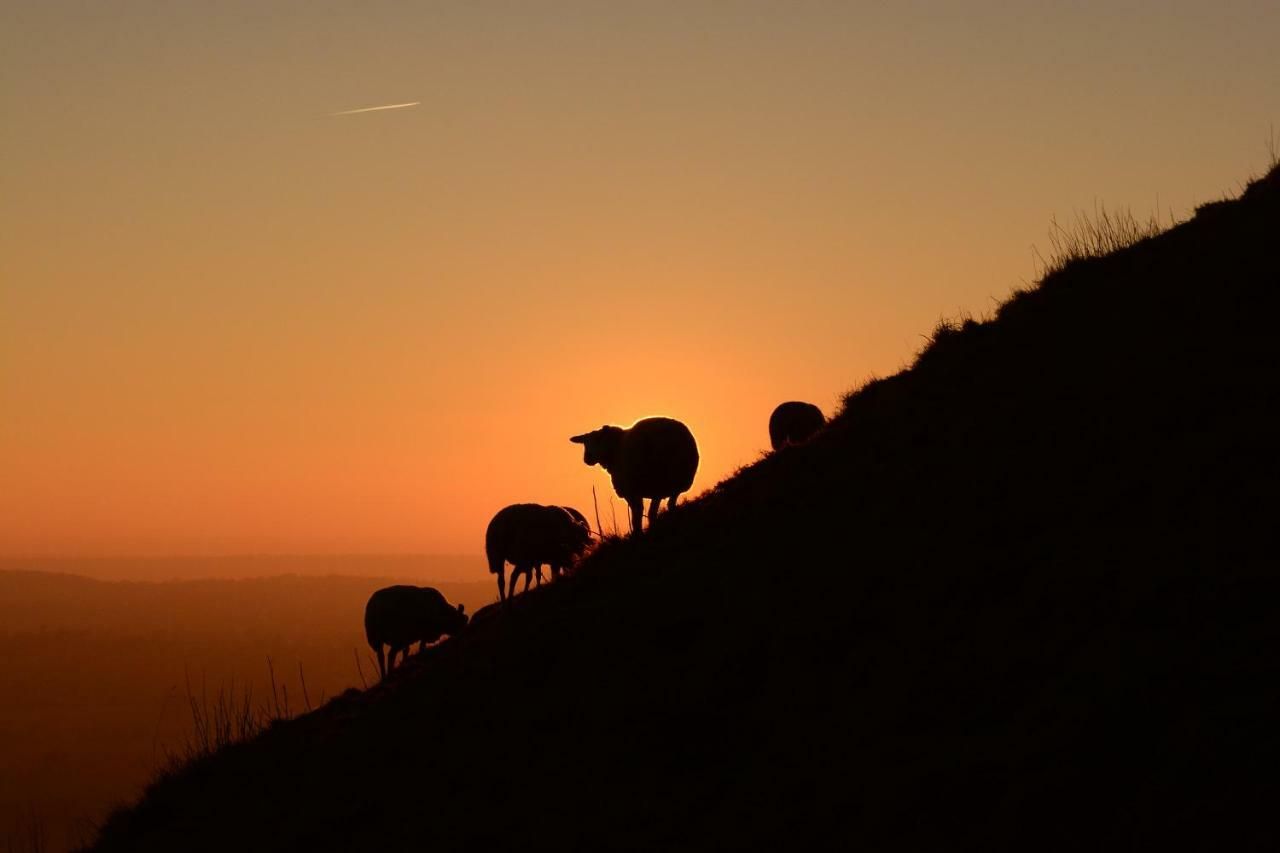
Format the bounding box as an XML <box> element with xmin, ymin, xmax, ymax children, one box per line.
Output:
<box><xmin>328</xmin><ymin>101</ymin><xmax>421</xmax><ymax>116</ymax></box>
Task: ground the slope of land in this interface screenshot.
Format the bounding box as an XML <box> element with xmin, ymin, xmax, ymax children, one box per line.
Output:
<box><xmin>0</xmin><ymin>572</ymin><xmax>492</xmax><ymax>852</ymax></box>
<box><xmin>90</xmin><ymin>166</ymin><xmax>1280</xmax><ymax>851</ymax></box>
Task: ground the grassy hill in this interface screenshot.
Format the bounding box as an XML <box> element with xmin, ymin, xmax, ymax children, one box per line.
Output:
<box><xmin>0</xmin><ymin>571</ymin><xmax>493</xmax><ymax>852</ymax></box>
<box><xmin>88</xmin><ymin>164</ymin><xmax>1280</xmax><ymax>851</ymax></box>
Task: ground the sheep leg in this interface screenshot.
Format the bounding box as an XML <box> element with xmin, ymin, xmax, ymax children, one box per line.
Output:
<box><xmin>508</xmin><ymin>570</ymin><xmax>519</xmax><ymax>600</ymax></box>
<box><xmin>375</xmin><ymin>645</ymin><xmax>386</xmax><ymax>681</ymax></box>
<box><xmin>496</xmin><ymin>567</ymin><xmax>506</xmax><ymax>601</ymax></box>
<box><xmin>628</xmin><ymin>498</ymin><xmax>644</xmax><ymax>533</ymax></box>
<box><xmin>668</xmin><ymin>493</ymin><xmax>680</xmax><ymax>512</ymax></box>
<box><xmin>648</xmin><ymin>497</ymin><xmax>663</xmax><ymax>525</ymax></box>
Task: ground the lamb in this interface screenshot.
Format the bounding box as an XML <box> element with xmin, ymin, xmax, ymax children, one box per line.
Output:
<box><xmin>363</xmin><ymin>585</ymin><xmax>468</xmax><ymax>680</ymax></box>
<box><xmin>485</xmin><ymin>503</ymin><xmax>593</xmax><ymax>601</ymax></box>
<box><xmin>569</xmin><ymin>416</ymin><xmax>699</xmax><ymax>533</ymax></box>
<box><xmin>768</xmin><ymin>401</ymin><xmax>826</xmax><ymax>450</ymax></box>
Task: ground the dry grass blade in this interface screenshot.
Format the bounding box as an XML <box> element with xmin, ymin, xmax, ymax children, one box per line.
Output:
<box><xmin>3</xmin><ymin>808</ymin><xmax>48</xmax><ymax>853</ymax></box>
<box><xmin>354</xmin><ymin>648</ymin><xmax>369</xmax><ymax>689</ymax></box>
<box><xmin>1034</xmin><ymin>201</ymin><xmax>1169</xmax><ymax>277</ymax></box>
<box><xmin>161</xmin><ymin>658</ymin><xmax>316</xmax><ymax>777</ymax></box>
<box><xmin>592</xmin><ymin>485</ymin><xmax>604</xmax><ymax>538</ymax></box>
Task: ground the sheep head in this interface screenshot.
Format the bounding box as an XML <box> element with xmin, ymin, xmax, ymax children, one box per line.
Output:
<box><xmin>552</xmin><ymin>506</ymin><xmax>594</xmax><ymax>559</ymax></box>
<box><xmin>569</xmin><ymin>426</ymin><xmax>624</xmax><ymax>469</ymax></box>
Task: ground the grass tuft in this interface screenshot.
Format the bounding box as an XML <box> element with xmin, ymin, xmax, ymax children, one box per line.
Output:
<box><xmin>155</xmin><ymin>660</ymin><xmax>313</xmax><ymax>779</ymax></box>
<box><xmin>3</xmin><ymin>808</ymin><xmax>48</xmax><ymax>853</ymax></box>
<box><xmin>1033</xmin><ymin>202</ymin><xmax>1170</xmax><ymax>277</ymax></box>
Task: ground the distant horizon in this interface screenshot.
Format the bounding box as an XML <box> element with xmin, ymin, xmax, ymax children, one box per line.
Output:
<box><xmin>0</xmin><ymin>553</ymin><xmax>488</xmax><ymax>583</ymax></box>
<box><xmin>0</xmin><ymin>552</ymin><xmax>482</xmax><ymax>560</ymax></box>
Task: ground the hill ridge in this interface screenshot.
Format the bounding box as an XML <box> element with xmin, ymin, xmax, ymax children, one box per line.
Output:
<box><xmin>89</xmin><ymin>164</ymin><xmax>1280</xmax><ymax>851</ymax></box>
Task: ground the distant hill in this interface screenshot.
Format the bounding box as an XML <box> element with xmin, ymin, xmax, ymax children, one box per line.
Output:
<box><xmin>0</xmin><ymin>569</ymin><xmax>493</xmax><ymax>635</ymax></box>
<box><xmin>0</xmin><ymin>554</ymin><xmax>484</xmax><ymax>583</ymax></box>
<box><xmin>0</xmin><ymin>571</ymin><xmax>491</xmax><ymax>852</ymax></box>
<box><xmin>89</xmin><ymin>164</ymin><xmax>1280</xmax><ymax>851</ymax></box>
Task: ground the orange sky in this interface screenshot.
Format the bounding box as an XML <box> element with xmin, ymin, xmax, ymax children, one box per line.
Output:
<box><xmin>3</xmin><ymin>2</ymin><xmax>1278</xmax><ymax>560</ymax></box>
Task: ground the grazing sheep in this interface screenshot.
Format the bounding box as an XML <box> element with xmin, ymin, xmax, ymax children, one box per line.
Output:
<box><xmin>516</xmin><ymin>506</ymin><xmax>591</xmax><ymax>587</ymax></box>
<box><xmin>523</xmin><ymin>506</ymin><xmax>592</xmax><ymax>587</ymax></box>
<box><xmin>364</xmin><ymin>585</ymin><xmax>468</xmax><ymax>680</ymax></box>
<box><xmin>486</xmin><ymin>504</ymin><xmax>593</xmax><ymax>601</ymax></box>
<box><xmin>768</xmin><ymin>401</ymin><xmax>825</xmax><ymax>450</ymax></box>
<box><xmin>570</xmin><ymin>416</ymin><xmax>699</xmax><ymax>533</ymax></box>
<box><xmin>546</xmin><ymin>506</ymin><xmax>590</xmax><ymax>580</ymax></box>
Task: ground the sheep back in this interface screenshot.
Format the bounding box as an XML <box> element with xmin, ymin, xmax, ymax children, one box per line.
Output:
<box><xmin>485</xmin><ymin>503</ymin><xmax>592</xmax><ymax>573</ymax></box>
<box><xmin>610</xmin><ymin>417</ymin><xmax>699</xmax><ymax>500</ymax></box>
<box><xmin>768</xmin><ymin>401</ymin><xmax>825</xmax><ymax>450</ymax></box>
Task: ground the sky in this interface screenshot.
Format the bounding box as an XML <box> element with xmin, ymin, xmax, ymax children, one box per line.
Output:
<box><xmin>3</xmin><ymin>1</ymin><xmax>1278</xmax><ymax>561</ymax></box>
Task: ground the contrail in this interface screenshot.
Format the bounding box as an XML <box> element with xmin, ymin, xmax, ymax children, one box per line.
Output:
<box><xmin>328</xmin><ymin>101</ymin><xmax>420</xmax><ymax>116</ymax></box>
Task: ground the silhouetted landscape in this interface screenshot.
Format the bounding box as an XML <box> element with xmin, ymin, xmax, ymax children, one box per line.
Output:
<box><xmin>73</xmin><ymin>164</ymin><xmax>1280</xmax><ymax>851</ymax></box>
<box><xmin>0</xmin><ymin>563</ymin><xmax>490</xmax><ymax>851</ymax></box>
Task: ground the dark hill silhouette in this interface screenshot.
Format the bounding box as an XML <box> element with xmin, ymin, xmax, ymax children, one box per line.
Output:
<box><xmin>88</xmin><ymin>164</ymin><xmax>1280</xmax><ymax>851</ymax></box>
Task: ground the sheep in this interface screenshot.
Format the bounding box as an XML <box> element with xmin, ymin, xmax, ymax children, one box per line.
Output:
<box><xmin>485</xmin><ymin>503</ymin><xmax>593</xmax><ymax>601</ymax></box>
<box><xmin>363</xmin><ymin>585</ymin><xmax>468</xmax><ymax>680</ymax></box>
<box><xmin>545</xmin><ymin>506</ymin><xmax>590</xmax><ymax>580</ymax></box>
<box><xmin>569</xmin><ymin>416</ymin><xmax>699</xmax><ymax>533</ymax></box>
<box><xmin>768</xmin><ymin>401</ymin><xmax>825</xmax><ymax>450</ymax></box>
<box><xmin>522</xmin><ymin>506</ymin><xmax>592</xmax><ymax>587</ymax></box>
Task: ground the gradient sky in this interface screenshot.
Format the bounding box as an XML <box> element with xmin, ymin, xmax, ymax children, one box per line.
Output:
<box><xmin>3</xmin><ymin>1</ymin><xmax>1278</xmax><ymax>559</ymax></box>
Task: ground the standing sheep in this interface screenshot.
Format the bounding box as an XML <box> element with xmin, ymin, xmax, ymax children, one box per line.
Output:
<box><xmin>569</xmin><ymin>416</ymin><xmax>699</xmax><ymax>533</ymax></box>
<box><xmin>486</xmin><ymin>504</ymin><xmax>593</xmax><ymax>601</ymax></box>
<box><xmin>768</xmin><ymin>401</ymin><xmax>825</xmax><ymax>450</ymax></box>
<box><xmin>364</xmin><ymin>585</ymin><xmax>468</xmax><ymax>680</ymax></box>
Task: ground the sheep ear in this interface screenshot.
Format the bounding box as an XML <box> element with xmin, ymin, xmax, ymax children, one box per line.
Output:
<box><xmin>569</xmin><ymin>434</ymin><xmax>587</xmax><ymax>444</ymax></box>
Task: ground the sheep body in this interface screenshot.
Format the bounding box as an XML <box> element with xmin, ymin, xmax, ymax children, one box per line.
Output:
<box><xmin>768</xmin><ymin>401</ymin><xmax>825</xmax><ymax>450</ymax></box>
<box><xmin>485</xmin><ymin>503</ymin><xmax>593</xmax><ymax>600</ymax></box>
<box><xmin>363</xmin><ymin>585</ymin><xmax>468</xmax><ymax>679</ymax></box>
<box><xmin>570</xmin><ymin>416</ymin><xmax>699</xmax><ymax>532</ymax></box>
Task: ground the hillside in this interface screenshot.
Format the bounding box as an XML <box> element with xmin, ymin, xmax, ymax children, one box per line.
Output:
<box><xmin>0</xmin><ymin>572</ymin><xmax>493</xmax><ymax>852</ymax></box>
<box><xmin>89</xmin><ymin>165</ymin><xmax>1280</xmax><ymax>852</ymax></box>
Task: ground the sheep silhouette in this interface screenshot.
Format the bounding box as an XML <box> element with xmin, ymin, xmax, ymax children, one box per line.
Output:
<box><xmin>570</xmin><ymin>416</ymin><xmax>699</xmax><ymax>533</ymax></box>
<box><xmin>486</xmin><ymin>503</ymin><xmax>593</xmax><ymax>601</ymax></box>
<box><xmin>768</xmin><ymin>401</ymin><xmax>825</xmax><ymax>450</ymax></box>
<box><xmin>523</xmin><ymin>508</ymin><xmax>591</xmax><ymax>587</ymax></box>
<box><xmin>545</xmin><ymin>506</ymin><xmax>590</xmax><ymax>580</ymax></box>
<box><xmin>363</xmin><ymin>585</ymin><xmax>468</xmax><ymax>680</ymax></box>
